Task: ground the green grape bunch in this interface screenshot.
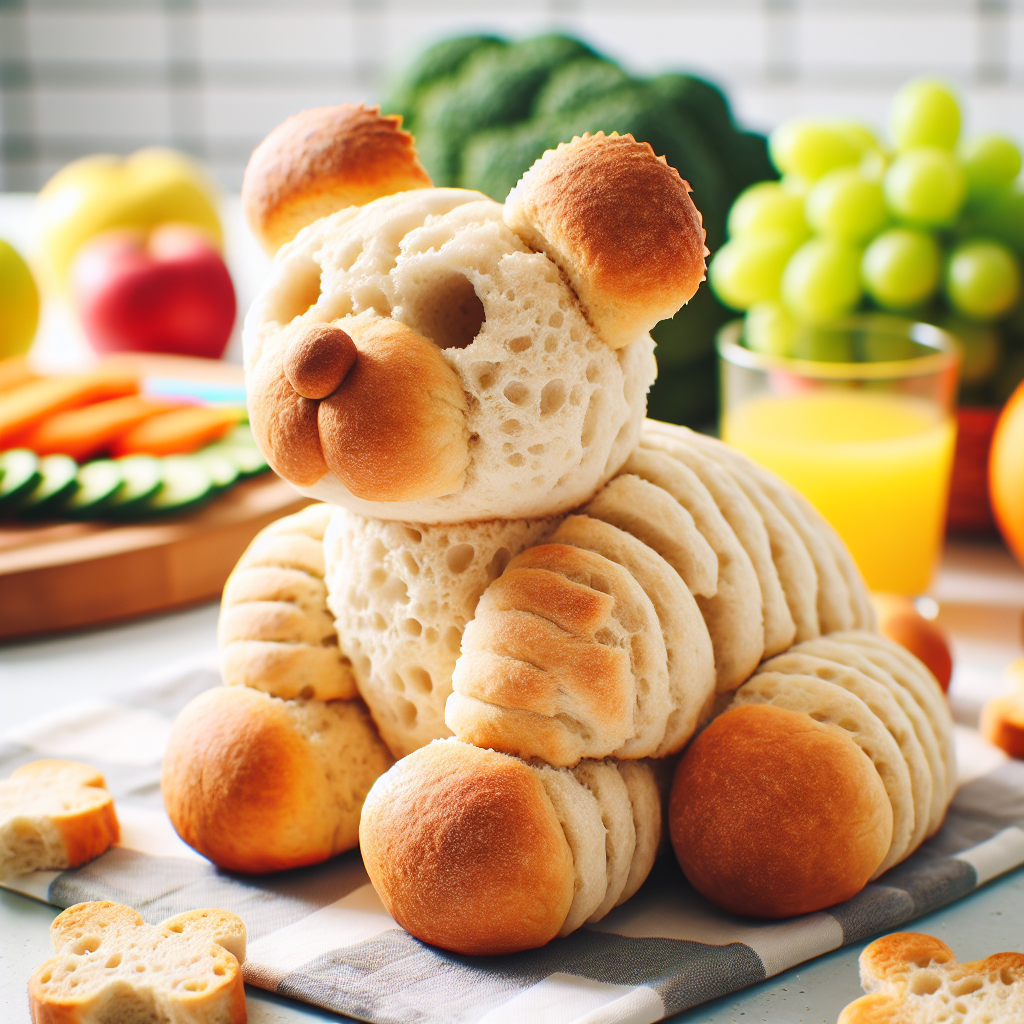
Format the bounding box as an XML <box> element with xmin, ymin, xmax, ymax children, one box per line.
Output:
<box><xmin>709</xmin><ymin>78</ymin><xmax>1024</xmax><ymax>403</ymax></box>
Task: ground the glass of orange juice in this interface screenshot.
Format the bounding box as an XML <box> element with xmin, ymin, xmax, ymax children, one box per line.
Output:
<box><xmin>718</xmin><ymin>316</ymin><xmax>960</xmax><ymax>595</ymax></box>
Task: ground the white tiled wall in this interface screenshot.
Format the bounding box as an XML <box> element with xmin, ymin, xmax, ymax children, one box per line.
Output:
<box><xmin>2</xmin><ymin>0</ymin><xmax>1022</xmax><ymax>190</ymax></box>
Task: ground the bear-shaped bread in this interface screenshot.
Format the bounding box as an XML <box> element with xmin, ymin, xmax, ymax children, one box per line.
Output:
<box><xmin>28</xmin><ymin>901</ymin><xmax>246</xmax><ymax>1024</ymax></box>
<box><xmin>218</xmin><ymin>502</ymin><xmax>357</xmax><ymax>701</ymax></box>
<box><xmin>838</xmin><ymin>932</ymin><xmax>1024</xmax><ymax>1023</ymax></box>
<box><xmin>1</xmin><ymin>760</ymin><xmax>119</xmax><ymax>880</ymax></box>
<box><xmin>359</xmin><ymin>738</ymin><xmax>661</xmax><ymax>955</ymax></box>
<box><xmin>161</xmin><ymin>685</ymin><xmax>392</xmax><ymax>873</ymax></box>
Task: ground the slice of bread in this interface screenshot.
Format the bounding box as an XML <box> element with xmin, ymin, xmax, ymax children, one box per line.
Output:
<box><xmin>29</xmin><ymin>901</ymin><xmax>246</xmax><ymax>1024</ymax></box>
<box><xmin>839</xmin><ymin>932</ymin><xmax>1024</xmax><ymax>1023</ymax></box>
<box><xmin>1</xmin><ymin>761</ymin><xmax>118</xmax><ymax>880</ymax></box>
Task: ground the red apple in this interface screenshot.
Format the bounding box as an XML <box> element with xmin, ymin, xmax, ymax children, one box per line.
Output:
<box><xmin>72</xmin><ymin>224</ymin><xmax>236</xmax><ymax>358</ymax></box>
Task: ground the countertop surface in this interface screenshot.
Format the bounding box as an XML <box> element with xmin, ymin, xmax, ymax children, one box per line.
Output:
<box><xmin>3</xmin><ymin>539</ymin><xmax>1024</xmax><ymax>1024</ymax></box>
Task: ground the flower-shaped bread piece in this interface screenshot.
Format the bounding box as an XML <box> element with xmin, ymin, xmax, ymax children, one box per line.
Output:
<box><xmin>839</xmin><ymin>932</ymin><xmax>1024</xmax><ymax>1023</ymax></box>
<box><xmin>1</xmin><ymin>760</ymin><xmax>119</xmax><ymax>879</ymax></box>
<box><xmin>28</xmin><ymin>901</ymin><xmax>246</xmax><ymax>1024</ymax></box>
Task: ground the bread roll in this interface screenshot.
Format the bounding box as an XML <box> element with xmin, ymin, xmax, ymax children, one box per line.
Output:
<box><xmin>1</xmin><ymin>761</ymin><xmax>119</xmax><ymax>880</ymax></box>
<box><xmin>29</xmin><ymin>901</ymin><xmax>246</xmax><ymax>1024</ymax></box>
<box><xmin>244</xmin><ymin>189</ymin><xmax>656</xmax><ymax>523</ymax></box>
<box><xmin>758</xmin><ymin>651</ymin><xmax>933</xmax><ymax>857</ymax></box>
<box><xmin>733</xmin><ymin>671</ymin><xmax>914</xmax><ymax>875</ymax></box>
<box><xmin>447</xmin><ymin>542</ymin><xmax>666</xmax><ymax>764</ymax></box>
<box><xmin>162</xmin><ymin>685</ymin><xmax>392</xmax><ymax>873</ymax></box>
<box><xmin>670</xmin><ymin>704</ymin><xmax>893</xmax><ymax>918</ymax></box>
<box><xmin>324</xmin><ymin>509</ymin><xmax>558</xmax><ymax>757</ymax></box>
<box><xmin>242</xmin><ymin>103</ymin><xmax>432</xmax><ymax>254</ymax></box>
<box><xmin>794</xmin><ymin>635</ymin><xmax>949</xmax><ymax>836</ymax></box>
<box><xmin>358</xmin><ymin>739</ymin><xmax>661</xmax><ymax>954</ymax></box>
<box><xmin>218</xmin><ymin>503</ymin><xmax>357</xmax><ymax>701</ymax></box>
<box><xmin>839</xmin><ymin>932</ymin><xmax>1024</xmax><ymax>1024</ymax></box>
<box><xmin>504</xmin><ymin>132</ymin><xmax>708</xmax><ymax>349</ymax></box>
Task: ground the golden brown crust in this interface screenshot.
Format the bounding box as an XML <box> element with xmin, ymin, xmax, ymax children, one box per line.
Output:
<box><xmin>669</xmin><ymin>704</ymin><xmax>892</xmax><ymax>918</ymax></box>
<box><xmin>318</xmin><ymin>316</ymin><xmax>469</xmax><ymax>502</ymax></box>
<box><xmin>243</xmin><ymin>103</ymin><xmax>432</xmax><ymax>253</ymax></box>
<box><xmin>248</xmin><ymin>337</ymin><xmax>329</xmax><ymax>487</ymax></box>
<box><xmin>504</xmin><ymin>132</ymin><xmax>708</xmax><ymax>349</ymax></box>
<box><xmin>284</xmin><ymin>322</ymin><xmax>358</xmax><ymax>399</ymax></box>
<box><xmin>161</xmin><ymin>685</ymin><xmax>392</xmax><ymax>874</ymax></box>
<box><xmin>359</xmin><ymin>740</ymin><xmax>574</xmax><ymax>955</ymax></box>
<box><xmin>981</xmin><ymin>690</ymin><xmax>1024</xmax><ymax>759</ymax></box>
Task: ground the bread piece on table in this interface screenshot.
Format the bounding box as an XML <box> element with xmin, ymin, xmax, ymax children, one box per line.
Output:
<box><xmin>447</xmin><ymin>542</ymin><xmax>667</xmax><ymax>764</ymax></box>
<box><xmin>162</xmin><ymin>685</ymin><xmax>392</xmax><ymax>873</ymax></box>
<box><xmin>244</xmin><ymin>189</ymin><xmax>656</xmax><ymax>524</ymax></box>
<box><xmin>583</xmin><ymin>473</ymin><xmax>718</xmax><ymax>599</ymax></box>
<box><xmin>794</xmin><ymin>635</ymin><xmax>949</xmax><ymax>836</ymax></box>
<box><xmin>647</xmin><ymin>421</ymin><xmax>860</xmax><ymax>634</ymax></box>
<box><xmin>504</xmin><ymin>132</ymin><xmax>708</xmax><ymax>350</ymax></box>
<box><xmin>29</xmin><ymin>901</ymin><xmax>246</xmax><ymax>1024</ymax></box>
<box><xmin>552</xmin><ymin>514</ymin><xmax>716</xmax><ymax>756</ymax></box>
<box><xmin>838</xmin><ymin>932</ymin><xmax>1024</xmax><ymax>1023</ymax></box>
<box><xmin>1</xmin><ymin>761</ymin><xmax>118</xmax><ymax>880</ymax></box>
<box><xmin>832</xmin><ymin>630</ymin><xmax>956</xmax><ymax>803</ymax></box>
<box><xmin>981</xmin><ymin>689</ymin><xmax>1024</xmax><ymax>759</ymax></box>
<box><xmin>219</xmin><ymin>503</ymin><xmax>356</xmax><ymax>702</ymax></box>
<box><xmin>758</xmin><ymin>652</ymin><xmax>932</xmax><ymax>858</ymax></box>
<box><xmin>242</xmin><ymin>103</ymin><xmax>432</xmax><ymax>254</ymax></box>
<box><xmin>359</xmin><ymin>739</ymin><xmax>661</xmax><ymax>954</ymax></box>
<box><xmin>671</xmin><ymin>704</ymin><xmax>892</xmax><ymax>919</ymax></box>
<box><xmin>732</xmin><ymin>672</ymin><xmax>914</xmax><ymax>875</ymax></box>
<box><xmin>622</xmin><ymin>445</ymin><xmax>763</xmax><ymax>692</ymax></box>
<box><xmin>324</xmin><ymin>509</ymin><xmax>558</xmax><ymax>758</ymax></box>
<box><xmin>641</xmin><ymin>432</ymin><xmax>795</xmax><ymax>657</ymax></box>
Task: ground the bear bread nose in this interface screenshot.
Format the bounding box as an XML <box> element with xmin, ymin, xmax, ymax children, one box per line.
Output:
<box><xmin>284</xmin><ymin>323</ymin><xmax>358</xmax><ymax>399</ymax></box>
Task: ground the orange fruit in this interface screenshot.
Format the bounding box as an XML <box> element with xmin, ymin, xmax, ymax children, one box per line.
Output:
<box><xmin>989</xmin><ymin>379</ymin><xmax>1024</xmax><ymax>568</ymax></box>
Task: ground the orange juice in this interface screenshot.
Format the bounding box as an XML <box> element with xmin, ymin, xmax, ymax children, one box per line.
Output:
<box><xmin>723</xmin><ymin>390</ymin><xmax>956</xmax><ymax>594</ymax></box>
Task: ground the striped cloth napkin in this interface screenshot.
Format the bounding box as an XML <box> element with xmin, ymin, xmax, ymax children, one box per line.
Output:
<box><xmin>3</xmin><ymin>654</ymin><xmax>1024</xmax><ymax>1024</ymax></box>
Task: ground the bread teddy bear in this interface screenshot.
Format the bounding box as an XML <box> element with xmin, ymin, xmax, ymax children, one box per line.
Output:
<box><xmin>162</xmin><ymin>103</ymin><xmax>954</xmax><ymax>954</ymax></box>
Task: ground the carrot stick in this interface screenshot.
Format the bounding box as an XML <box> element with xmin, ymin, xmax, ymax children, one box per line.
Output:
<box><xmin>0</xmin><ymin>370</ymin><xmax>139</xmax><ymax>449</ymax></box>
<box><xmin>0</xmin><ymin>357</ymin><xmax>39</xmax><ymax>394</ymax></box>
<box><xmin>111</xmin><ymin>406</ymin><xmax>245</xmax><ymax>456</ymax></box>
<box><xmin>23</xmin><ymin>395</ymin><xmax>183</xmax><ymax>461</ymax></box>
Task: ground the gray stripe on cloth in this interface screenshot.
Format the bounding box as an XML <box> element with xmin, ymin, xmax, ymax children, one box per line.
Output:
<box><xmin>48</xmin><ymin>847</ymin><xmax>371</xmax><ymax>941</ymax></box>
<box><xmin>277</xmin><ymin>927</ymin><xmax>765</xmax><ymax>1024</ymax></box>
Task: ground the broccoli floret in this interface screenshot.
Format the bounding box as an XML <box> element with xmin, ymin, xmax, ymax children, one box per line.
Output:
<box><xmin>383</xmin><ymin>35</ymin><xmax>505</xmax><ymax>129</ymax></box>
<box><xmin>726</xmin><ymin>130</ymin><xmax>777</xmax><ymax>194</ymax></box>
<box><xmin>461</xmin><ymin>121</ymin><xmax>566</xmax><ymax>201</ymax></box>
<box><xmin>533</xmin><ymin>58</ymin><xmax>629</xmax><ymax>118</ymax></box>
<box><xmin>415</xmin><ymin>34</ymin><xmax>595</xmax><ymax>184</ymax></box>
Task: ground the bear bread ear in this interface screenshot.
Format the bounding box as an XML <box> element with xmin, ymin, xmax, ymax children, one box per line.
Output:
<box><xmin>243</xmin><ymin>103</ymin><xmax>433</xmax><ymax>255</ymax></box>
<box><xmin>503</xmin><ymin>132</ymin><xmax>709</xmax><ymax>350</ymax></box>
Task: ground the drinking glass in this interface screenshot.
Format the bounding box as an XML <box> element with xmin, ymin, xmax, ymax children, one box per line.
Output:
<box><xmin>717</xmin><ymin>315</ymin><xmax>960</xmax><ymax>595</ymax></box>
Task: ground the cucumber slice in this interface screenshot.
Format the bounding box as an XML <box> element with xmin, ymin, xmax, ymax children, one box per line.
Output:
<box><xmin>106</xmin><ymin>456</ymin><xmax>163</xmax><ymax>516</ymax></box>
<box><xmin>142</xmin><ymin>456</ymin><xmax>214</xmax><ymax>516</ymax></box>
<box><xmin>225</xmin><ymin>423</ymin><xmax>258</xmax><ymax>448</ymax></box>
<box><xmin>201</xmin><ymin>442</ymin><xmax>269</xmax><ymax>478</ymax></box>
<box><xmin>0</xmin><ymin>449</ymin><xmax>42</xmax><ymax>511</ymax></box>
<box><xmin>18</xmin><ymin>455</ymin><xmax>79</xmax><ymax>517</ymax></box>
<box><xmin>196</xmin><ymin>451</ymin><xmax>240</xmax><ymax>492</ymax></box>
<box><xmin>63</xmin><ymin>460</ymin><xmax>124</xmax><ymax>518</ymax></box>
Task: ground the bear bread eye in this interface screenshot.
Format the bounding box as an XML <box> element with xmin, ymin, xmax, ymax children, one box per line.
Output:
<box><xmin>284</xmin><ymin>323</ymin><xmax>358</xmax><ymax>400</ymax></box>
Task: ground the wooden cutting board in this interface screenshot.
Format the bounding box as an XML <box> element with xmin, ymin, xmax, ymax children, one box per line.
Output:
<box><xmin>0</xmin><ymin>354</ymin><xmax>311</xmax><ymax>641</ymax></box>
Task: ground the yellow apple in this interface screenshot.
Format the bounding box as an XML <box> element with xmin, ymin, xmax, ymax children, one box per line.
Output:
<box><xmin>0</xmin><ymin>238</ymin><xmax>40</xmax><ymax>357</ymax></box>
<box><xmin>34</xmin><ymin>148</ymin><xmax>222</xmax><ymax>294</ymax></box>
